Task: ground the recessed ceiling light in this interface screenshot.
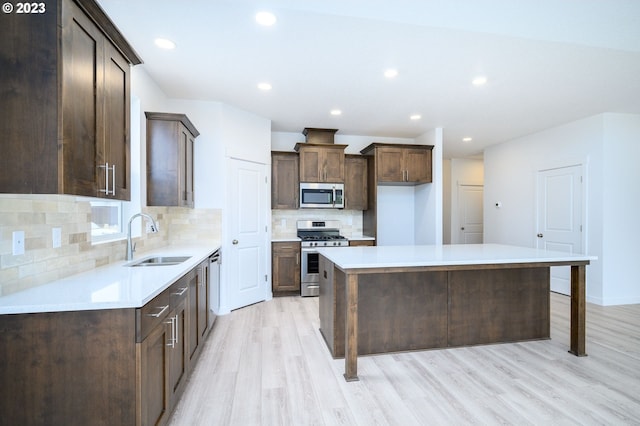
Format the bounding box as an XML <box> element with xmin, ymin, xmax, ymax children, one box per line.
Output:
<box><xmin>256</xmin><ymin>11</ymin><xmax>276</xmax><ymax>26</ymax></box>
<box><xmin>463</xmin><ymin>137</ymin><xmax>473</xmax><ymax>142</ymax></box>
<box><xmin>330</xmin><ymin>109</ymin><xmax>342</xmax><ymax>116</ymax></box>
<box><xmin>384</xmin><ymin>69</ymin><xmax>399</xmax><ymax>79</ymax></box>
<box><xmin>257</xmin><ymin>82</ymin><xmax>272</xmax><ymax>91</ymax></box>
<box><xmin>154</xmin><ymin>38</ymin><xmax>176</xmax><ymax>49</ymax></box>
<box><xmin>410</xmin><ymin>114</ymin><xmax>421</xmax><ymax>120</ymax></box>
<box><xmin>472</xmin><ymin>76</ymin><xmax>487</xmax><ymax>86</ymax></box>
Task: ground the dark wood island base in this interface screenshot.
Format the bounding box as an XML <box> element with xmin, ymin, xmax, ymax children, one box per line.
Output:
<box><xmin>318</xmin><ymin>248</ymin><xmax>591</xmax><ymax>382</ymax></box>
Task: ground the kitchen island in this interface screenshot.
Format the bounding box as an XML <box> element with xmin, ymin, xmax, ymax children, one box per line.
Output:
<box><xmin>317</xmin><ymin>244</ymin><xmax>595</xmax><ymax>381</ymax></box>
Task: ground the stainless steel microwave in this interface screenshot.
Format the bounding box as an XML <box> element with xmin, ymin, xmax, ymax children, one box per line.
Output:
<box><xmin>299</xmin><ymin>183</ymin><xmax>344</xmax><ymax>209</ymax></box>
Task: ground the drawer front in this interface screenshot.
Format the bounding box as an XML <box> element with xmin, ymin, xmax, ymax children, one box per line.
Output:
<box><xmin>170</xmin><ymin>272</ymin><xmax>192</xmax><ymax>307</ymax></box>
<box><xmin>136</xmin><ymin>290</ymin><xmax>171</xmax><ymax>342</ymax></box>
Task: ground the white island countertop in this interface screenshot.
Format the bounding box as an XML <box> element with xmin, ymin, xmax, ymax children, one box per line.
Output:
<box><xmin>317</xmin><ymin>243</ymin><xmax>596</xmax><ymax>270</ymax></box>
<box><xmin>0</xmin><ymin>243</ymin><xmax>220</xmax><ymax>315</ymax></box>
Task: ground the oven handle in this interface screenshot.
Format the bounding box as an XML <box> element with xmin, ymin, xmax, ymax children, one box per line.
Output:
<box><xmin>332</xmin><ymin>186</ymin><xmax>336</xmax><ymax>207</ymax></box>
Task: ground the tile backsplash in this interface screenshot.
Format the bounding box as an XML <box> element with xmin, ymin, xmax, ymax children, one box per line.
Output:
<box><xmin>271</xmin><ymin>209</ymin><xmax>364</xmax><ymax>239</ymax></box>
<box><xmin>0</xmin><ymin>194</ymin><xmax>221</xmax><ymax>296</ymax></box>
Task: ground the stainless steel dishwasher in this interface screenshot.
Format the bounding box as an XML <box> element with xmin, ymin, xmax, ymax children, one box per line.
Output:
<box><xmin>209</xmin><ymin>249</ymin><xmax>221</xmax><ymax>324</ymax></box>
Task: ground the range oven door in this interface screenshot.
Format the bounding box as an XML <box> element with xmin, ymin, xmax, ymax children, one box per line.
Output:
<box><xmin>300</xmin><ymin>248</ymin><xmax>320</xmax><ymax>296</ymax></box>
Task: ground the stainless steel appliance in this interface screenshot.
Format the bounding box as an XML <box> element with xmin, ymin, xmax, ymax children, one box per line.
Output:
<box><xmin>299</xmin><ymin>183</ymin><xmax>344</xmax><ymax>209</ymax></box>
<box><xmin>209</xmin><ymin>249</ymin><xmax>221</xmax><ymax>324</ymax></box>
<box><xmin>297</xmin><ymin>220</ymin><xmax>348</xmax><ymax>296</ymax></box>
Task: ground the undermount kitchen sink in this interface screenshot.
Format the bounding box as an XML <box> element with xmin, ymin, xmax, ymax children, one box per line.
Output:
<box><xmin>126</xmin><ymin>256</ymin><xmax>191</xmax><ymax>267</ymax></box>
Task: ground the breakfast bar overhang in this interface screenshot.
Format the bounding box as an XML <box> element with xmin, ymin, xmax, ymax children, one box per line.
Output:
<box><xmin>317</xmin><ymin>244</ymin><xmax>595</xmax><ymax>382</ymax></box>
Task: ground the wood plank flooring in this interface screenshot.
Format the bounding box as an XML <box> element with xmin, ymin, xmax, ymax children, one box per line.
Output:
<box><xmin>169</xmin><ymin>293</ymin><xmax>640</xmax><ymax>425</ymax></box>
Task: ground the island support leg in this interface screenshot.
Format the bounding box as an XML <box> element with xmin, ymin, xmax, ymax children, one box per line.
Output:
<box><xmin>344</xmin><ymin>273</ymin><xmax>359</xmax><ymax>381</ymax></box>
<box><xmin>569</xmin><ymin>264</ymin><xmax>587</xmax><ymax>356</ymax></box>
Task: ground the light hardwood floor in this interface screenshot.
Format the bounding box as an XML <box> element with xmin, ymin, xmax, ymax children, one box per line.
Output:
<box><xmin>169</xmin><ymin>293</ymin><xmax>640</xmax><ymax>425</ymax></box>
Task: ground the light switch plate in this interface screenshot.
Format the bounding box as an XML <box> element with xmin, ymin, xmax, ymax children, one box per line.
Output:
<box><xmin>12</xmin><ymin>230</ymin><xmax>25</xmax><ymax>255</ymax></box>
<box><xmin>52</xmin><ymin>227</ymin><xmax>62</xmax><ymax>248</ymax></box>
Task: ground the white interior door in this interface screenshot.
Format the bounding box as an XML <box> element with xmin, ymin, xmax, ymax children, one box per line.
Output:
<box><xmin>536</xmin><ymin>165</ymin><xmax>583</xmax><ymax>295</ymax></box>
<box><xmin>227</xmin><ymin>159</ymin><xmax>268</xmax><ymax>310</ymax></box>
<box><xmin>457</xmin><ymin>184</ymin><xmax>484</xmax><ymax>244</ymax></box>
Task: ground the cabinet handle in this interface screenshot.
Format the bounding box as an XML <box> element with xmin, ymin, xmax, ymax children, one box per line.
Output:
<box><xmin>296</xmin><ymin>253</ymin><xmax>300</xmax><ymax>265</ymax></box>
<box><xmin>172</xmin><ymin>287</ymin><xmax>188</xmax><ymax>296</ymax></box>
<box><xmin>174</xmin><ymin>314</ymin><xmax>179</xmax><ymax>347</ymax></box>
<box><xmin>98</xmin><ymin>163</ymin><xmax>116</xmax><ymax>196</ymax></box>
<box><xmin>165</xmin><ymin>316</ymin><xmax>176</xmax><ymax>348</ymax></box>
<box><xmin>111</xmin><ymin>164</ymin><xmax>116</xmax><ymax>196</ymax></box>
<box><xmin>146</xmin><ymin>304</ymin><xmax>169</xmax><ymax>318</ymax></box>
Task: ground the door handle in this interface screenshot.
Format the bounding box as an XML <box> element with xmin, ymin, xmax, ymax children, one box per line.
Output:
<box><xmin>537</xmin><ymin>233</ymin><xmax>544</xmax><ymax>238</ymax></box>
<box><xmin>232</xmin><ymin>239</ymin><xmax>239</xmax><ymax>245</ymax></box>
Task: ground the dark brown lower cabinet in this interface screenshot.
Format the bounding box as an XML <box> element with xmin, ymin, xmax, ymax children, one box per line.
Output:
<box><xmin>138</xmin><ymin>317</ymin><xmax>172</xmax><ymax>426</ymax></box>
<box><xmin>0</xmin><ymin>261</ymin><xmax>211</xmax><ymax>426</ymax></box>
<box><xmin>188</xmin><ymin>260</ymin><xmax>210</xmax><ymax>364</ymax></box>
<box><xmin>272</xmin><ymin>242</ymin><xmax>301</xmax><ymax>294</ymax></box>
<box><xmin>0</xmin><ymin>309</ymin><xmax>136</xmax><ymax>425</ymax></box>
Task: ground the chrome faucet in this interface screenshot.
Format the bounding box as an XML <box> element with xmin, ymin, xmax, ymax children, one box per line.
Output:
<box><xmin>126</xmin><ymin>213</ymin><xmax>158</xmax><ymax>261</ymax></box>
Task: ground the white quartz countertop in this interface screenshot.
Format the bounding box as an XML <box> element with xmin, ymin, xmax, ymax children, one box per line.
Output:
<box><xmin>0</xmin><ymin>243</ymin><xmax>220</xmax><ymax>315</ymax></box>
<box><xmin>317</xmin><ymin>243</ymin><xmax>596</xmax><ymax>270</ymax></box>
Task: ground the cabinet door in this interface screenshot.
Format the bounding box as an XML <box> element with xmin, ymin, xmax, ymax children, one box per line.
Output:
<box><xmin>197</xmin><ymin>261</ymin><xmax>210</xmax><ymax>341</ymax></box>
<box><xmin>271</xmin><ymin>153</ymin><xmax>299</xmax><ymax>209</ymax></box>
<box><xmin>168</xmin><ymin>299</ymin><xmax>189</xmax><ymax>407</ymax></box>
<box><xmin>61</xmin><ymin>0</ymin><xmax>103</xmax><ymax>197</ymax></box>
<box><xmin>299</xmin><ymin>147</ymin><xmax>322</xmax><ymax>182</ymax></box>
<box><xmin>376</xmin><ymin>147</ymin><xmax>405</xmax><ymax>182</ymax></box>
<box><xmin>272</xmin><ymin>243</ymin><xmax>301</xmax><ymax>293</ymax></box>
<box><xmin>138</xmin><ymin>320</ymin><xmax>171</xmax><ymax>426</ymax></box>
<box><xmin>178</xmin><ymin>124</ymin><xmax>195</xmax><ymax>207</ymax></box>
<box><xmin>405</xmin><ymin>148</ymin><xmax>432</xmax><ymax>183</ymax></box>
<box><xmin>188</xmin><ymin>271</ymin><xmax>199</xmax><ymax>361</ymax></box>
<box><xmin>185</xmin><ymin>131</ymin><xmax>195</xmax><ymax>207</ymax></box>
<box><xmin>323</xmin><ymin>147</ymin><xmax>345</xmax><ymax>182</ymax></box>
<box><xmin>103</xmin><ymin>41</ymin><xmax>131</xmax><ymax>200</ymax></box>
<box><xmin>345</xmin><ymin>155</ymin><xmax>368</xmax><ymax>210</ymax></box>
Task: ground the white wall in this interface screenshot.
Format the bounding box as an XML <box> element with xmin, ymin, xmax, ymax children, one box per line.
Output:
<box><xmin>484</xmin><ymin>113</ymin><xmax>640</xmax><ymax>305</ymax></box>
<box><xmin>601</xmin><ymin>113</ymin><xmax>640</xmax><ymax>304</ymax></box>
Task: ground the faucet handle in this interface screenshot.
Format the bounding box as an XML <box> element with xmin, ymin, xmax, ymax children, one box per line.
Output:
<box><xmin>132</xmin><ymin>242</ymin><xmax>137</xmax><ymax>253</ymax></box>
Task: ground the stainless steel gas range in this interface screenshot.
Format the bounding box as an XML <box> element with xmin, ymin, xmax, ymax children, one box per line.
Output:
<box><xmin>297</xmin><ymin>220</ymin><xmax>348</xmax><ymax>297</ymax></box>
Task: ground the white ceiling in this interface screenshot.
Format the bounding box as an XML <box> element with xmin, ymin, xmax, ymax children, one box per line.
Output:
<box><xmin>98</xmin><ymin>0</ymin><xmax>640</xmax><ymax>158</ymax></box>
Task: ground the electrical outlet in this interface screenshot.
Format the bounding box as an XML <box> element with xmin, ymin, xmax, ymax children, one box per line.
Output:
<box><xmin>12</xmin><ymin>230</ymin><xmax>25</xmax><ymax>255</ymax></box>
<box><xmin>52</xmin><ymin>227</ymin><xmax>62</xmax><ymax>248</ymax></box>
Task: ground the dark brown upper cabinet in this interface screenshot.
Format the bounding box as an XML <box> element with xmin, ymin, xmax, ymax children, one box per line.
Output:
<box><xmin>294</xmin><ymin>143</ymin><xmax>348</xmax><ymax>183</ymax></box>
<box><xmin>0</xmin><ymin>0</ymin><xmax>141</xmax><ymax>200</ymax></box>
<box><xmin>344</xmin><ymin>155</ymin><xmax>368</xmax><ymax>210</ymax></box>
<box><xmin>361</xmin><ymin>143</ymin><xmax>434</xmax><ymax>185</ymax></box>
<box><xmin>271</xmin><ymin>152</ymin><xmax>300</xmax><ymax>209</ymax></box>
<box><xmin>146</xmin><ymin>112</ymin><xmax>200</xmax><ymax>208</ymax></box>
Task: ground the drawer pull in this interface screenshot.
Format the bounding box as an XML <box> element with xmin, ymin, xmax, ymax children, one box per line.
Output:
<box><xmin>165</xmin><ymin>316</ymin><xmax>176</xmax><ymax>348</ymax></box>
<box><xmin>173</xmin><ymin>287</ymin><xmax>188</xmax><ymax>296</ymax></box>
<box><xmin>146</xmin><ymin>304</ymin><xmax>169</xmax><ymax>318</ymax></box>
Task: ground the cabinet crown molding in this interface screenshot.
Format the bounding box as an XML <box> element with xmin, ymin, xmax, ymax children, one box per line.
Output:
<box><xmin>145</xmin><ymin>112</ymin><xmax>201</xmax><ymax>137</ymax></box>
